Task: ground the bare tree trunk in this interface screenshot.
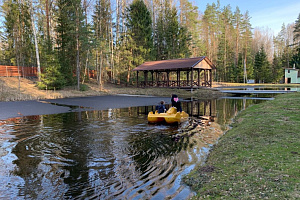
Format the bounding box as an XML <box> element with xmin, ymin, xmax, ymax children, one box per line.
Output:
<box><xmin>76</xmin><ymin>8</ymin><xmax>80</xmax><ymax>91</ymax></box>
<box><xmin>82</xmin><ymin>49</ymin><xmax>89</xmax><ymax>84</ymax></box>
<box><xmin>99</xmin><ymin>50</ymin><xmax>103</xmax><ymax>90</ymax></box>
<box><xmin>116</xmin><ymin>0</ymin><xmax>120</xmax><ymax>84</ymax></box>
<box><xmin>30</xmin><ymin>0</ymin><xmax>41</xmax><ymax>81</ymax></box>
<box><xmin>96</xmin><ymin>50</ymin><xmax>99</xmax><ymax>83</ymax></box>
<box><xmin>46</xmin><ymin>0</ymin><xmax>50</xmax><ymax>42</ymax></box>
<box><xmin>82</xmin><ymin>0</ymin><xmax>89</xmax><ymax>84</ymax></box>
<box><xmin>116</xmin><ymin>0</ymin><xmax>120</xmax><ymax>39</ymax></box>
<box><xmin>110</xmin><ymin>24</ymin><xmax>114</xmax><ymax>82</ymax></box>
<box><xmin>127</xmin><ymin>48</ymin><xmax>132</xmax><ymax>85</ymax></box>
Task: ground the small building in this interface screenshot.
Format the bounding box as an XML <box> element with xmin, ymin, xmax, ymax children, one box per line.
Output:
<box><xmin>285</xmin><ymin>67</ymin><xmax>300</xmax><ymax>84</ymax></box>
<box><xmin>247</xmin><ymin>79</ymin><xmax>255</xmax><ymax>84</ymax></box>
<box><xmin>132</xmin><ymin>57</ymin><xmax>216</xmax><ymax>88</ymax></box>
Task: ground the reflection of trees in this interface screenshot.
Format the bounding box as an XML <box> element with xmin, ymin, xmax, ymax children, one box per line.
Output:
<box><xmin>216</xmin><ymin>98</ymin><xmax>259</xmax><ymax>129</ymax></box>
<box><xmin>10</xmin><ymin>113</ymin><xmax>95</xmax><ymax>199</ymax></box>
<box><xmin>4</xmin><ymin>98</ymin><xmax>263</xmax><ymax>199</ymax></box>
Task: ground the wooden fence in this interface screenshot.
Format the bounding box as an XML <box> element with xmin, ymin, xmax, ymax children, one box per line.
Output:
<box><xmin>0</xmin><ymin>65</ymin><xmax>38</xmax><ymax>77</ymax></box>
<box><xmin>0</xmin><ymin>65</ymin><xmax>97</xmax><ymax>79</ymax></box>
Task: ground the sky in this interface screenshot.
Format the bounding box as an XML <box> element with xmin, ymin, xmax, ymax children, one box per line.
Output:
<box><xmin>194</xmin><ymin>0</ymin><xmax>300</xmax><ymax>35</ymax></box>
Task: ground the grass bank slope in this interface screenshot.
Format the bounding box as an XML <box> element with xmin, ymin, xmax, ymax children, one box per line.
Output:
<box><xmin>184</xmin><ymin>92</ymin><xmax>300</xmax><ymax>199</ymax></box>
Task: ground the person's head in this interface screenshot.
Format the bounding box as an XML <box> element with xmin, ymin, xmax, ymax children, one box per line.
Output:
<box><xmin>160</xmin><ymin>100</ymin><xmax>165</xmax><ymax>105</ymax></box>
<box><xmin>172</xmin><ymin>94</ymin><xmax>179</xmax><ymax>102</ymax></box>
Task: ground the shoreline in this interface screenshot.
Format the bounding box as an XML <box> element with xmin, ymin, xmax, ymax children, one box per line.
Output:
<box><xmin>183</xmin><ymin>92</ymin><xmax>300</xmax><ymax>199</ymax></box>
<box><xmin>0</xmin><ymin>95</ymin><xmax>172</xmax><ymax>120</ymax></box>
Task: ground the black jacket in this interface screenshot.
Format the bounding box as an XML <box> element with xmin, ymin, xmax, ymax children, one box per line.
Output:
<box><xmin>171</xmin><ymin>95</ymin><xmax>182</xmax><ymax>112</ymax></box>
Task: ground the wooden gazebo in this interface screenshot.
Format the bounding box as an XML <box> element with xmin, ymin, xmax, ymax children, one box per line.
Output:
<box><xmin>133</xmin><ymin>57</ymin><xmax>216</xmax><ymax>88</ymax></box>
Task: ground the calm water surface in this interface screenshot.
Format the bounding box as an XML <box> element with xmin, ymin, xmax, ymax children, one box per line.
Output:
<box><xmin>0</xmin><ymin>98</ymin><xmax>265</xmax><ymax>199</ymax></box>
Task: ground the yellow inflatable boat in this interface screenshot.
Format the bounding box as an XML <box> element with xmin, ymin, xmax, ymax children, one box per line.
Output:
<box><xmin>148</xmin><ymin>107</ymin><xmax>189</xmax><ymax>124</ymax></box>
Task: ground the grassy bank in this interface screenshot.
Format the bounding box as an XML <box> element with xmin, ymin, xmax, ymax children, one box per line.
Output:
<box><xmin>184</xmin><ymin>92</ymin><xmax>300</xmax><ymax>199</ymax></box>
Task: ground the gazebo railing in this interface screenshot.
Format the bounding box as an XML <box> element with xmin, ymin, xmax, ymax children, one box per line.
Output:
<box><xmin>137</xmin><ymin>80</ymin><xmax>204</xmax><ymax>88</ymax></box>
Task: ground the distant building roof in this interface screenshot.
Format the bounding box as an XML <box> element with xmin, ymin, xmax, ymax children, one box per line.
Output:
<box><xmin>285</xmin><ymin>68</ymin><xmax>300</xmax><ymax>77</ymax></box>
<box><xmin>285</xmin><ymin>68</ymin><xmax>299</xmax><ymax>70</ymax></box>
<box><xmin>133</xmin><ymin>57</ymin><xmax>216</xmax><ymax>71</ymax></box>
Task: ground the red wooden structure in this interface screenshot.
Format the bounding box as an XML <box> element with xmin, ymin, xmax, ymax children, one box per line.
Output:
<box><xmin>0</xmin><ymin>65</ymin><xmax>98</xmax><ymax>79</ymax></box>
<box><xmin>0</xmin><ymin>65</ymin><xmax>38</xmax><ymax>77</ymax></box>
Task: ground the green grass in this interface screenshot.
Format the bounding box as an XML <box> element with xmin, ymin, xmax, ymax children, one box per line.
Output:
<box><xmin>183</xmin><ymin>92</ymin><xmax>300</xmax><ymax>199</ymax></box>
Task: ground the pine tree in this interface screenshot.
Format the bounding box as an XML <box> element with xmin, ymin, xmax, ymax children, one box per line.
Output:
<box><xmin>153</xmin><ymin>0</ymin><xmax>190</xmax><ymax>60</ymax></box>
<box><xmin>254</xmin><ymin>46</ymin><xmax>271</xmax><ymax>83</ymax></box>
<box><xmin>126</xmin><ymin>0</ymin><xmax>153</xmax><ymax>62</ymax></box>
<box><xmin>271</xmin><ymin>54</ymin><xmax>284</xmax><ymax>83</ymax></box>
<box><xmin>178</xmin><ymin>0</ymin><xmax>200</xmax><ymax>57</ymax></box>
<box><xmin>232</xmin><ymin>6</ymin><xmax>243</xmax><ymax>82</ymax></box>
<box><xmin>201</xmin><ymin>2</ymin><xmax>220</xmax><ymax>62</ymax></box>
<box><xmin>217</xmin><ymin>5</ymin><xmax>233</xmax><ymax>82</ymax></box>
<box><xmin>2</xmin><ymin>0</ymin><xmax>34</xmax><ymax>67</ymax></box>
<box><xmin>293</xmin><ymin>13</ymin><xmax>300</xmax><ymax>41</ymax></box>
<box><xmin>240</xmin><ymin>11</ymin><xmax>253</xmax><ymax>82</ymax></box>
<box><xmin>292</xmin><ymin>13</ymin><xmax>300</xmax><ymax>68</ymax></box>
<box><xmin>56</xmin><ymin>0</ymin><xmax>85</xmax><ymax>87</ymax></box>
<box><xmin>92</xmin><ymin>0</ymin><xmax>112</xmax><ymax>88</ymax></box>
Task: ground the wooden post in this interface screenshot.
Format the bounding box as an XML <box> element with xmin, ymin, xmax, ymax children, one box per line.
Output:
<box><xmin>151</xmin><ymin>71</ymin><xmax>154</xmax><ymax>87</ymax></box>
<box><xmin>156</xmin><ymin>71</ymin><xmax>159</xmax><ymax>87</ymax></box>
<box><xmin>167</xmin><ymin>70</ymin><xmax>170</xmax><ymax>87</ymax></box>
<box><xmin>191</xmin><ymin>67</ymin><xmax>194</xmax><ymax>88</ymax></box>
<box><xmin>144</xmin><ymin>71</ymin><xmax>148</xmax><ymax>87</ymax></box>
<box><xmin>198</xmin><ymin>69</ymin><xmax>200</xmax><ymax>87</ymax></box>
<box><xmin>204</xmin><ymin>70</ymin><xmax>207</xmax><ymax>87</ymax></box>
<box><xmin>187</xmin><ymin>71</ymin><xmax>189</xmax><ymax>86</ymax></box>
<box><xmin>136</xmin><ymin>71</ymin><xmax>139</xmax><ymax>87</ymax></box>
<box><xmin>210</xmin><ymin>69</ymin><xmax>213</xmax><ymax>87</ymax></box>
<box><xmin>178</xmin><ymin>69</ymin><xmax>181</xmax><ymax>88</ymax></box>
<box><xmin>176</xmin><ymin>69</ymin><xmax>180</xmax><ymax>87</ymax></box>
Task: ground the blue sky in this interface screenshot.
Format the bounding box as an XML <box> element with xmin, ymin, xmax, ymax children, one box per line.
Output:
<box><xmin>194</xmin><ymin>0</ymin><xmax>300</xmax><ymax>35</ymax></box>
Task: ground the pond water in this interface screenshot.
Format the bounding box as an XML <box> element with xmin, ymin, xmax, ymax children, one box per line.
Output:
<box><xmin>0</xmin><ymin>97</ymin><xmax>267</xmax><ymax>199</ymax></box>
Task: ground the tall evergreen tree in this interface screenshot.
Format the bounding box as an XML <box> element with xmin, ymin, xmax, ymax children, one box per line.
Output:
<box><xmin>2</xmin><ymin>0</ymin><xmax>34</xmax><ymax>67</ymax></box>
<box><xmin>271</xmin><ymin>54</ymin><xmax>284</xmax><ymax>83</ymax></box>
<box><xmin>154</xmin><ymin>0</ymin><xmax>190</xmax><ymax>60</ymax></box>
<box><xmin>179</xmin><ymin>0</ymin><xmax>201</xmax><ymax>57</ymax></box>
<box><xmin>292</xmin><ymin>13</ymin><xmax>300</xmax><ymax>68</ymax></box>
<box><xmin>123</xmin><ymin>0</ymin><xmax>153</xmax><ymax>85</ymax></box>
<box><xmin>232</xmin><ymin>7</ymin><xmax>242</xmax><ymax>71</ymax></box>
<box><xmin>293</xmin><ymin>13</ymin><xmax>300</xmax><ymax>41</ymax></box>
<box><xmin>56</xmin><ymin>0</ymin><xmax>85</xmax><ymax>87</ymax></box>
<box><xmin>217</xmin><ymin>5</ymin><xmax>233</xmax><ymax>82</ymax></box>
<box><xmin>240</xmin><ymin>11</ymin><xmax>253</xmax><ymax>82</ymax></box>
<box><xmin>126</xmin><ymin>0</ymin><xmax>153</xmax><ymax>62</ymax></box>
<box><xmin>201</xmin><ymin>2</ymin><xmax>219</xmax><ymax>63</ymax></box>
<box><xmin>92</xmin><ymin>0</ymin><xmax>112</xmax><ymax>88</ymax></box>
<box><xmin>254</xmin><ymin>46</ymin><xmax>271</xmax><ymax>83</ymax></box>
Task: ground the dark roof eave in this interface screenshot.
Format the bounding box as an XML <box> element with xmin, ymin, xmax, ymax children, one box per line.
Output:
<box><xmin>133</xmin><ymin>67</ymin><xmax>192</xmax><ymax>72</ymax></box>
<box><xmin>133</xmin><ymin>57</ymin><xmax>216</xmax><ymax>71</ymax></box>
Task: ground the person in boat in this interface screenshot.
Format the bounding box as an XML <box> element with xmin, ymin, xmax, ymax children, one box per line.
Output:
<box><xmin>171</xmin><ymin>94</ymin><xmax>182</xmax><ymax>112</ymax></box>
<box><xmin>156</xmin><ymin>100</ymin><xmax>166</xmax><ymax>113</ymax></box>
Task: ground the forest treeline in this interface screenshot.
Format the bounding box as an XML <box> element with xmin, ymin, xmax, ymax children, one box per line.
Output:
<box><xmin>0</xmin><ymin>0</ymin><xmax>300</xmax><ymax>90</ymax></box>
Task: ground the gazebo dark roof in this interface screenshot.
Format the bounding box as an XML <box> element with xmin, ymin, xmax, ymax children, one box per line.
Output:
<box><xmin>133</xmin><ymin>56</ymin><xmax>216</xmax><ymax>71</ymax></box>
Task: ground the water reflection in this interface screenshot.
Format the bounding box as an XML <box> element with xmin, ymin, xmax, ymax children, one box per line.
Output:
<box><xmin>0</xmin><ymin>98</ymin><xmax>265</xmax><ymax>199</ymax></box>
